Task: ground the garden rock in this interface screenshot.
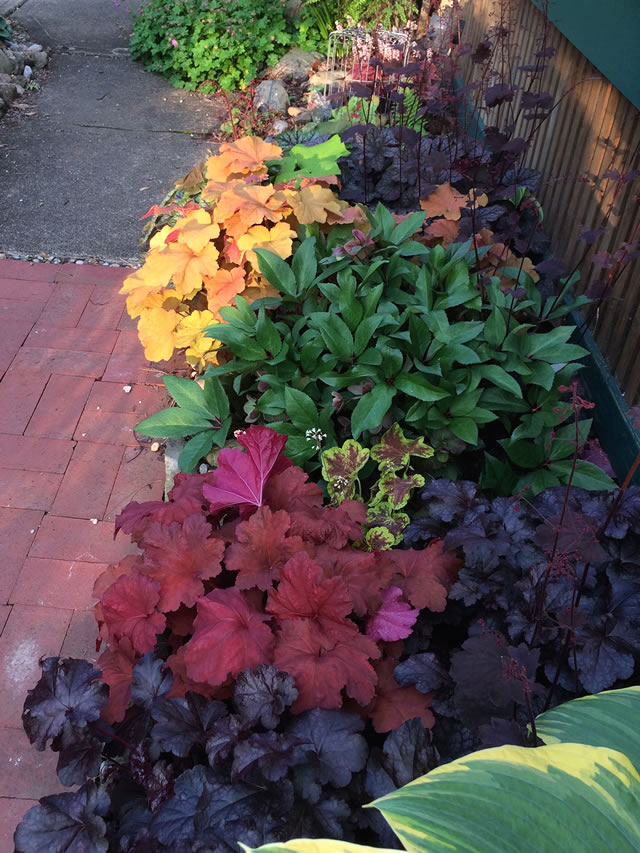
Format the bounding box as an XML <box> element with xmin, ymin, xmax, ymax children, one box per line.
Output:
<box><xmin>29</xmin><ymin>50</ymin><xmax>48</xmax><ymax>70</ymax></box>
<box><xmin>309</xmin><ymin>69</ymin><xmax>346</xmax><ymax>87</ymax></box>
<box><xmin>0</xmin><ymin>48</ymin><xmax>14</xmax><ymax>75</ymax></box>
<box><xmin>267</xmin><ymin>48</ymin><xmax>323</xmax><ymax>82</ymax></box>
<box><xmin>0</xmin><ymin>82</ymin><xmax>17</xmax><ymax>105</ymax></box>
<box><xmin>254</xmin><ymin>79</ymin><xmax>290</xmax><ymax>113</ymax></box>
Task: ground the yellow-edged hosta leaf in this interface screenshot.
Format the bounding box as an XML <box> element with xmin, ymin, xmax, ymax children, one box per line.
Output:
<box><xmin>236</xmin><ymin>222</ymin><xmax>296</xmax><ymax>268</ymax></box>
<box><xmin>286</xmin><ymin>184</ymin><xmax>344</xmax><ymax>224</ymax></box>
<box><xmin>158</xmin><ymin>241</ymin><xmax>220</xmax><ymax>296</ymax></box>
<box><xmin>217</xmin><ymin>136</ymin><xmax>282</xmax><ymax>174</ymax></box>
<box><xmin>137</xmin><ymin>307</ymin><xmax>180</xmax><ymax>362</ymax></box>
<box><xmin>204</xmin><ymin>267</ymin><xmax>247</xmax><ymax>320</ymax></box>
<box><xmin>373</xmin><ymin>742</ymin><xmax>640</xmax><ymax>853</ymax></box>
<box><xmin>177</xmin><ymin>208</ymin><xmax>220</xmax><ymax>253</ymax></box>
<box><xmin>241</xmin><ymin>842</ymin><xmax>395</xmax><ymax>853</ymax></box>
<box><xmin>173</xmin><ymin>310</ymin><xmax>216</xmax><ymax>349</ymax></box>
<box><xmin>420</xmin><ymin>183</ymin><xmax>469</xmax><ymax>221</ymax></box>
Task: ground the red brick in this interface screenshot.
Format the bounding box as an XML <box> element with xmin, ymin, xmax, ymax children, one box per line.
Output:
<box><xmin>86</xmin><ymin>380</ymin><xmax>169</xmax><ymax>415</ymax></box>
<box><xmin>0</xmin><ymin>319</ymin><xmax>33</xmax><ymax>374</ymax></box>
<box><xmin>9</xmin><ymin>346</ymin><xmax>108</xmax><ymax>378</ymax></box>
<box><xmin>0</xmin><ymin>728</ymin><xmax>65</xmax><ymax>797</ymax></box>
<box><xmin>25</xmin><ymin>374</ymin><xmax>94</xmax><ymax>440</ymax></box>
<box><xmin>0</xmin><ymin>278</ymin><xmax>54</xmax><ymax>301</ymax></box>
<box><xmin>73</xmin><ymin>408</ymin><xmax>145</xmax><ymax>445</ymax></box>
<box><xmin>0</xmin><ymin>372</ymin><xmax>48</xmax><ymax>434</ymax></box>
<box><xmin>102</xmin><ymin>330</ymin><xmax>149</xmax><ymax>384</ymax></box>
<box><xmin>104</xmin><ymin>446</ymin><xmax>166</xmax><ymax>521</ymax></box>
<box><xmin>0</xmin><ymin>469</ymin><xmax>62</xmax><ymax>511</ymax></box>
<box><xmin>0</xmin><ymin>508</ymin><xmax>43</xmax><ymax>603</ymax></box>
<box><xmin>60</xmin><ymin>609</ymin><xmax>99</xmax><ymax>662</ymax></box>
<box><xmin>10</xmin><ymin>558</ymin><xmax>107</xmax><ymax>610</ymax></box>
<box><xmin>24</xmin><ymin>325</ymin><xmax>119</xmax><ymax>353</ymax></box>
<box><xmin>51</xmin><ymin>441</ymin><xmax>124</xmax><ymax>519</ymax></box>
<box><xmin>77</xmin><ymin>289</ymin><xmax>126</xmax><ymax>331</ymax></box>
<box><xmin>0</xmin><ymin>259</ymin><xmax>59</xmax><ymax>281</ymax></box>
<box><xmin>0</xmin><ymin>798</ymin><xmax>39</xmax><ymax>851</ymax></box>
<box><xmin>0</xmin><ymin>297</ymin><xmax>46</xmax><ymax>325</ymax></box>
<box><xmin>54</xmin><ymin>262</ymin><xmax>129</xmax><ymax>287</ymax></box>
<box><xmin>29</xmin><ymin>515</ymin><xmax>138</xmax><ymax>564</ymax></box>
<box><xmin>0</xmin><ymin>605</ymin><xmax>71</xmax><ymax>726</ymax></box>
<box><xmin>38</xmin><ymin>282</ymin><xmax>93</xmax><ymax>328</ymax></box>
<box><xmin>0</xmin><ymin>434</ymin><xmax>75</xmax><ymax>473</ymax></box>
<box><xmin>0</xmin><ymin>606</ymin><xmax>10</xmax><ymax>635</ymax></box>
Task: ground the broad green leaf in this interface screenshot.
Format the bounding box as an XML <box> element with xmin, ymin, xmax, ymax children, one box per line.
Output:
<box><xmin>537</xmin><ymin>687</ymin><xmax>640</xmax><ymax>772</ymax></box>
<box><xmin>202</xmin><ymin>376</ymin><xmax>230</xmax><ymax>421</ymax></box>
<box><xmin>389</xmin><ymin>211</ymin><xmax>426</xmax><ymax>244</ymax></box>
<box><xmin>502</xmin><ymin>439</ymin><xmax>546</xmax><ymax>469</ymax></box>
<box><xmin>271</xmin><ymin>135</ymin><xmax>348</xmax><ymax>182</ymax></box>
<box><xmin>135</xmin><ymin>408</ymin><xmax>214</xmax><ymax>438</ymax></box>
<box><xmin>255</xmin><ymin>248</ymin><xmax>298</xmax><ymax>297</ymax></box>
<box><xmin>425</xmin><ymin>310</ymin><xmax>450</xmax><ymax>343</ymax></box>
<box><xmin>204</xmin><ymin>323</ymin><xmax>267</xmax><ymax>361</ymax></box>
<box><xmin>284</xmin><ymin>386</ymin><xmax>318</xmax><ymax>427</ymax></box>
<box><xmin>483</xmin><ymin>308</ymin><xmax>507</xmax><ymax>347</ymax></box>
<box><xmin>449</xmin><ymin>390</ymin><xmax>482</xmax><ymax>417</ymax></box>
<box><xmin>394</xmin><ymin>374</ymin><xmax>448</xmax><ymax>402</ymax></box>
<box><xmin>474</xmin><ymin>364</ymin><xmax>523</xmax><ymax>398</ymax></box>
<box><xmin>549</xmin><ymin>459</ymin><xmax>617</xmax><ymax>490</ymax></box>
<box><xmin>291</xmin><ymin>237</ymin><xmax>318</xmax><ymax>292</ymax></box>
<box><xmin>309</xmin><ymin>313</ymin><xmax>354</xmax><ymax>360</ymax></box>
<box><xmin>372</xmin><ymin>743</ymin><xmax>640</xmax><ymax>853</ymax></box>
<box><xmin>162</xmin><ymin>376</ymin><xmax>211</xmax><ymax>418</ymax></box>
<box><xmin>178</xmin><ymin>430</ymin><xmax>215</xmax><ymax>473</ymax></box>
<box><xmin>351</xmin><ymin>385</ymin><xmax>396</xmax><ymax>439</ymax></box>
<box><xmin>355</xmin><ymin>315</ymin><xmax>385</xmax><ymax>355</ymax></box>
<box><xmin>449</xmin><ymin>417</ymin><xmax>478</xmax><ymax>445</ymax></box>
<box><xmin>255</xmin><ymin>308</ymin><xmax>282</xmax><ymax>357</ymax></box>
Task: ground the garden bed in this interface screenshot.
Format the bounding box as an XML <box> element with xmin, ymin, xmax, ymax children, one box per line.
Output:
<box><xmin>13</xmin><ymin>3</ymin><xmax>640</xmax><ymax>852</ymax></box>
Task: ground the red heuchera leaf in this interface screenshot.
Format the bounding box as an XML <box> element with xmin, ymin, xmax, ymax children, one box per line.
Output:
<box><xmin>224</xmin><ymin>506</ymin><xmax>307</xmax><ymax>590</ymax></box>
<box><xmin>100</xmin><ymin>573</ymin><xmax>167</xmax><ymax>654</ymax></box>
<box><xmin>203</xmin><ymin>426</ymin><xmax>288</xmax><ymax>516</ymax></box>
<box><xmin>316</xmin><ymin>546</ymin><xmax>393</xmax><ymax>616</ymax></box>
<box><xmin>92</xmin><ymin>555</ymin><xmax>142</xmax><ymax>599</ymax></box>
<box><xmin>266</xmin><ymin>552</ymin><xmax>354</xmax><ymax>638</ymax></box>
<box><xmin>183</xmin><ymin>588</ymin><xmax>274</xmax><ymax>686</ymax></box>
<box><xmin>381</xmin><ymin>540</ymin><xmax>461</xmax><ymax>611</ymax></box>
<box><xmin>140</xmin><ymin>514</ymin><xmax>225</xmax><ymax>611</ymax></box>
<box><xmin>289</xmin><ymin>500</ymin><xmax>366</xmax><ymax>548</ymax></box>
<box><xmin>366</xmin><ymin>586</ymin><xmax>418</xmax><ymax>643</ymax></box>
<box><xmin>274</xmin><ymin>619</ymin><xmax>379</xmax><ymax>713</ymax></box>
<box><xmin>165</xmin><ymin>647</ymin><xmax>231</xmax><ymax>701</ymax></box>
<box><xmin>367</xmin><ymin>658</ymin><xmax>434</xmax><ymax>734</ymax></box>
<box><xmin>98</xmin><ymin>637</ymin><xmax>138</xmax><ymax>724</ymax></box>
<box><xmin>262</xmin><ymin>465</ymin><xmax>324</xmax><ymax>515</ymax></box>
<box><xmin>165</xmin><ymin>605</ymin><xmax>198</xmax><ymax>638</ymax></box>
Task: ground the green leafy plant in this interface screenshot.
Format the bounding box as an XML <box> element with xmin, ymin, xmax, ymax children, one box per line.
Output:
<box><xmin>203</xmin><ymin>204</ymin><xmax>607</xmax><ymax>493</ymax></box>
<box><xmin>0</xmin><ymin>15</ymin><xmax>11</xmax><ymax>44</ymax></box>
<box><xmin>246</xmin><ymin>687</ymin><xmax>640</xmax><ymax>853</ymax></box>
<box><xmin>267</xmin><ymin>134</ymin><xmax>350</xmax><ymax>183</ymax></box>
<box><xmin>130</xmin><ymin>0</ymin><xmax>295</xmax><ymax>91</ymax></box>
<box><xmin>135</xmin><ymin>375</ymin><xmax>231</xmax><ymax>472</ymax></box>
<box><xmin>296</xmin><ymin>0</ymin><xmax>341</xmax><ymax>50</ymax></box>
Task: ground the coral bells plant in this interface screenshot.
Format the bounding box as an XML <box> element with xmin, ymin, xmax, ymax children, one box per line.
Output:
<box><xmin>121</xmin><ymin>136</ymin><xmax>365</xmax><ymax>369</ymax></box>
<box><xmin>93</xmin><ymin>426</ymin><xmax>460</xmax><ymax>728</ymax></box>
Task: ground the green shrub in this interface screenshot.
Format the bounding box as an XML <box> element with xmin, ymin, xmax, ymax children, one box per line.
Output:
<box><xmin>130</xmin><ymin>0</ymin><xmax>295</xmax><ymax>91</ymax></box>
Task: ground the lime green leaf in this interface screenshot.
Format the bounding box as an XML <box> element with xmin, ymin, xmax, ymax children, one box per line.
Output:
<box><xmin>271</xmin><ymin>135</ymin><xmax>348</xmax><ymax>182</ymax></box>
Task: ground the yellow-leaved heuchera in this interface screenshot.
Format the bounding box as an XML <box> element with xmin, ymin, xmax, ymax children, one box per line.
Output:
<box><xmin>121</xmin><ymin>136</ymin><xmax>366</xmax><ymax>369</ymax></box>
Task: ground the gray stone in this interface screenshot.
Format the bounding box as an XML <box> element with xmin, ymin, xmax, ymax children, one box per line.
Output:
<box><xmin>27</xmin><ymin>44</ymin><xmax>44</xmax><ymax>53</ymax></box>
<box><xmin>14</xmin><ymin>83</ymin><xmax>24</xmax><ymax>96</ymax></box>
<box><xmin>23</xmin><ymin>65</ymin><xmax>32</xmax><ymax>81</ymax></box>
<box><xmin>0</xmin><ymin>48</ymin><xmax>15</xmax><ymax>75</ymax></box>
<box><xmin>292</xmin><ymin>109</ymin><xmax>313</xmax><ymax>124</ymax></box>
<box><xmin>309</xmin><ymin>69</ymin><xmax>346</xmax><ymax>87</ymax></box>
<box><xmin>284</xmin><ymin>0</ymin><xmax>303</xmax><ymax>20</ymax></box>
<box><xmin>0</xmin><ymin>82</ymin><xmax>17</xmax><ymax>105</ymax></box>
<box><xmin>0</xmin><ymin>72</ymin><xmax>11</xmax><ymax>84</ymax></box>
<box><xmin>164</xmin><ymin>438</ymin><xmax>186</xmax><ymax>497</ymax></box>
<box><xmin>271</xmin><ymin>119</ymin><xmax>289</xmax><ymax>134</ymax></box>
<box><xmin>253</xmin><ymin>79</ymin><xmax>289</xmax><ymax>114</ymax></box>
<box><xmin>28</xmin><ymin>50</ymin><xmax>48</xmax><ymax>70</ymax></box>
<box><xmin>267</xmin><ymin>48</ymin><xmax>323</xmax><ymax>82</ymax></box>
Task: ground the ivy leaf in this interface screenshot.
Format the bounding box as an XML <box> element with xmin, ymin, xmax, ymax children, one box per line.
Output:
<box><xmin>274</xmin><ymin>619</ymin><xmax>379</xmax><ymax>712</ymax></box>
<box><xmin>380</xmin><ymin>541</ymin><xmax>461</xmax><ymax>611</ymax></box>
<box><xmin>368</xmin><ymin>658</ymin><xmax>434</xmax><ymax>734</ymax></box>
<box><xmin>151</xmin><ymin>692</ymin><xmax>228</xmax><ymax>757</ymax></box>
<box><xmin>14</xmin><ymin>783</ymin><xmax>109</xmax><ymax>853</ymax></box>
<box><xmin>233</xmin><ymin>665</ymin><xmax>298</xmax><ymax>730</ymax></box>
<box><xmin>100</xmin><ymin>573</ymin><xmax>166</xmax><ymax>654</ymax></box>
<box><xmin>224</xmin><ymin>506</ymin><xmax>307</xmax><ymax>590</ymax></box>
<box><xmin>370</xmin><ymin>423</ymin><xmax>434</xmax><ymax>473</ymax></box>
<box><xmin>321</xmin><ymin>439</ymin><xmax>370</xmax><ymax>502</ymax></box>
<box><xmin>183</xmin><ymin>589</ymin><xmax>274</xmax><ymax>686</ymax></box>
<box><xmin>288</xmin><ymin>708</ymin><xmax>368</xmax><ymax>789</ymax></box>
<box><xmin>22</xmin><ymin>658</ymin><xmax>108</xmax><ymax>751</ymax></box>
<box><xmin>366</xmin><ymin>587</ymin><xmax>419</xmax><ymax>642</ymax></box>
<box><xmin>202</xmin><ymin>425</ymin><xmax>288</xmax><ymax>515</ymax></box>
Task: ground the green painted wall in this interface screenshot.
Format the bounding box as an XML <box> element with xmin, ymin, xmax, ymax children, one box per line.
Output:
<box><xmin>532</xmin><ymin>0</ymin><xmax>640</xmax><ymax>109</ymax></box>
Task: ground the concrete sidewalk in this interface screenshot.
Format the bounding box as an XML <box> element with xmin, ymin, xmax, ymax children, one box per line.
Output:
<box><xmin>0</xmin><ymin>0</ymin><xmax>218</xmax><ymax>261</ymax></box>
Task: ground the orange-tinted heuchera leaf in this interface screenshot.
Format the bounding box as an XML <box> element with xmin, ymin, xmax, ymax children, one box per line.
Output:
<box><xmin>423</xmin><ymin>218</ymin><xmax>460</xmax><ymax>246</ymax></box>
<box><xmin>380</xmin><ymin>540</ymin><xmax>461</xmax><ymax>611</ymax></box>
<box><xmin>165</xmin><ymin>646</ymin><xmax>231</xmax><ymax>701</ymax></box>
<box><xmin>274</xmin><ymin>618</ymin><xmax>379</xmax><ymax>713</ymax></box>
<box><xmin>367</xmin><ymin>657</ymin><xmax>434</xmax><ymax>734</ymax></box>
<box><xmin>100</xmin><ymin>573</ymin><xmax>166</xmax><ymax>654</ymax></box>
<box><xmin>315</xmin><ymin>546</ymin><xmax>392</xmax><ymax>617</ymax></box>
<box><xmin>183</xmin><ymin>588</ymin><xmax>274</xmax><ymax>686</ymax></box>
<box><xmin>289</xmin><ymin>500</ymin><xmax>366</xmax><ymax>549</ymax></box>
<box><xmin>262</xmin><ymin>465</ymin><xmax>324</xmax><ymax>515</ymax></box>
<box><xmin>224</xmin><ymin>506</ymin><xmax>307</xmax><ymax>590</ymax></box>
<box><xmin>420</xmin><ymin>183</ymin><xmax>469</xmax><ymax>221</ymax></box>
<box><xmin>98</xmin><ymin>637</ymin><xmax>138</xmax><ymax>724</ymax></box>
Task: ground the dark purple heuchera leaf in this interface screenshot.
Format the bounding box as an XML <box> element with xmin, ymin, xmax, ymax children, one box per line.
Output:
<box><xmin>151</xmin><ymin>692</ymin><xmax>228</xmax><ymax>757</ymax></box>
<box><xmin>130</xmin><ymin>653</ymin><xmax>174</xmax><ymax>709</ymax></box>
<box><xmin>394</xmin><ymin>653</ymin><xmax>450</xmax><ymax>694</ymax></box>
<box><xmin>130</xmin><ymin>745</ymin><xmax>174</xmax><ymax>810</ymax></box>
<box><xmin>534</xmin><ymin>509</ymin><xmax>606</xmax><ymax>565</ymax></box>
<box><xmin>23</xmin><ymin>658</ymin><xmax>108</xmax><ymax>751</ymax></box>
<box><xmin>500</xmin><ymin>166</ymin><xmax>541</xmax><ymax>193</ymax></box>
<box><xmin>379</xmin><ymin>718</ymin><xmax>439</xmax><ymax>788</ymax></box>
<box><xmin>521</xmin><ymin>91</ymin><xmax>553</xmax><ymax>111</ymax></box>
<box><xmin>535</xmin><ymin>256</ymin><xmax>566</xmax><ymax>278</ymax></box>
<box><xmin>472</xmin><ymin>39</ymin><xmax>492</xmax><ymax>63</ymax></box>
<box><xmin>232</xmin><ymin>732</ymin><xmax>309</xmax><ymax>782</ymax></box>
<box><xmin>289</xmin><ymin>709</ymin><xmax>368</xmax><ymax>792</ymax></box>
<box><xmin>54</xmin><ymin>725</ymin><xmax>104</xmax><ymax>787</ymax></box>
<box><xmin>14</xmin><ymin>782</ymin><xmax>109</xmax><ymax>853</ymax></box>
<box><xmin>579</xmin><ymin>226</ymin><xmax>608</xmax><ymax>245</ymax></box>
<box><xmin>206</xmin><ymin>714</ymin><xmax>245</xmax><ymax>766</ymax></box>
<box><xmin>233</xmin><ymin>665</ymin><xmax>298</xmax><ymax>730</ymax></box>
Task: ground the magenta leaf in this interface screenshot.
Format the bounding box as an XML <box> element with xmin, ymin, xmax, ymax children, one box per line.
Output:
<box><xmin>366</xmin><ymin>586</ymin><xmax>418</xmax><ymax>642</ymax></box>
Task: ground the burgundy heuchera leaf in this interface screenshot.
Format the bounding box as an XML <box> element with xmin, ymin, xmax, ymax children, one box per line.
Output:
<box><xmin>100</xmin><ymin>573</ymin><xmax>166</xmax><ymax>654</ymax></box>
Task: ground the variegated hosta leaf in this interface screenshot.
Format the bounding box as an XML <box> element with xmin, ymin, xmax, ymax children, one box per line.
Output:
<box><xmin>240</xmin><ymin>842</ymin><xmax>396</xmax><ymax>853</ymax></box>
<box><xmin>373</xmin><ymin>743</ymin><xmax>640</xmax><ymax>853</ymax></box>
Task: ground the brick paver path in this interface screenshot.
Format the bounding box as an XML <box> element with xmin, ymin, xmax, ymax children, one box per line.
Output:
<box><xmin>0</xmin><ymin>259</ymin><xmax>170</xmax><ymax>847</ymax></box>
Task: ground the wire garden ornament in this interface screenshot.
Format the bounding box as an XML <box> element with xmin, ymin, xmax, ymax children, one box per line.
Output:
<box><xmin>324</xmin><ymin>26</ymin><xmax>413</xmax><ymax>98</ymax></box>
